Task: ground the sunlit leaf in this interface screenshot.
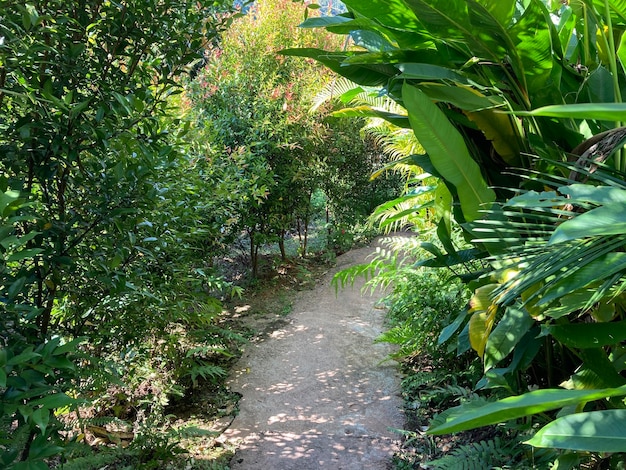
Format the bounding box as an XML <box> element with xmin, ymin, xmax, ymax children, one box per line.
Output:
<box><xmin>428</xmin><ymin>385</ymin><xmax>626</xmax><ymax>435</ymax></box>
<box><xmin>550</xmin><ymin>203</ymin><xmax>626</xmax><ymax>244</ymax></box>
<box><xmin>526</xmin><ymin>410</ymin><xmax>626</xmax><ymax>452</ymax></box>
<box><xmin>403</xmin><ymin>83</ymin><xmax>495</xmax><ymax>221</ymax></box>
<box><xmin>485</xmin><ymin>306</ymin><xmax>534</xmax><ymax>371</ymax></box>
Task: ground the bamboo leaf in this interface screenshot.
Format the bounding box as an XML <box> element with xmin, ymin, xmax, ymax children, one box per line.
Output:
<box><xmin>526</xmin><ymin>410</ymin><xmax>626</xmax><ymax>452</ymax></box>
<box><xmin>402</xmin><ymin>83</ymin><xmax>495</xmax><ymax>221</ymax></box>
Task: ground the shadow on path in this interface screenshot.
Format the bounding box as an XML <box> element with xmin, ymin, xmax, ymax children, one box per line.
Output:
<box><xmin>222</xmin><ymin>244</ymin><xmax>405</xmax><ymax>469</ymax></box>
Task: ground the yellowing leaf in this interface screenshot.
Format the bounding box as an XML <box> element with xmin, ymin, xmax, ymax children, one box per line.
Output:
<box><xmin>469</xmin><ymin>284</ymin><xmax>499</xmax><ymax>358</ymax></box>
<box><xmin>466</xmin><ymin>109</ymin><xmax>521</xmax><ymax>165</ymax></box>
<box><xmin>469</xmin><ymin>284</ymin><xmax>498</xmax><ymax>313</ymax></box>
<box><xmin>469</xmin><ymin>304</ymin><xmax>498</xmax><ymax>358</ymax></box>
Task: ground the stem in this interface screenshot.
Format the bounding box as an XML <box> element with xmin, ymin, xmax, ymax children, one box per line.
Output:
<box><xmin>603</xmin><ymin>0</ymin><xmax>624</xmax><ymax>170</ymax></box>
<box><xmin>583</xmin><ymin>5</ymin><xmax>591</xmax><ymax>65</ymax></box>
<box><xmin>604</xmin><ymin>1</ymin><xmax>622</xmax><ymax>104</ymax></box>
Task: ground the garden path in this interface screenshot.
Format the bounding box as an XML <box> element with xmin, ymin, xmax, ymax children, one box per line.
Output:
<box><xmin>222</xmin><ymin>243</ymin><xmax>405</xmax><ymax>469</ymax></box>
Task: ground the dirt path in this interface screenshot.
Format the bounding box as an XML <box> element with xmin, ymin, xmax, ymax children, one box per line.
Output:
<box><xmin>222</xmin><ymin>244</ymin><xmax>405</xmax><ymax>469</ymax></box>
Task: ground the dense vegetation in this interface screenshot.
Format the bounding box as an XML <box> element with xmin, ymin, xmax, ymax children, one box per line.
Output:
<box><xmin>300</xmin><ymin>0</ymin><xmax>626</xmax><ymax>468</ymax></box>
<box><xmin>0</xmin><ymin>0</ymin><xmax>399</xmax><ymax>467</ymax></box>
<box><xmin>8</xmin><ymin>0</ymin><xmax>626</xmax><ymax>468</ymax></box>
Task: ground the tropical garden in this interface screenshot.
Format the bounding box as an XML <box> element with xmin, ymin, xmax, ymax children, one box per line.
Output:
<box><xmin>0</xmin><ymin>0</ymin><xmax>400</xmax><ymax>467</ymax></box>
<box><xmin>4</xmin><ymin>0</ymin><xmax>626</xmax><ymax>468</ymax></box>
<box><xmin>303</xmin><ymin>0</ymin><xmax>626</xmax><ymax>468</ymax></box>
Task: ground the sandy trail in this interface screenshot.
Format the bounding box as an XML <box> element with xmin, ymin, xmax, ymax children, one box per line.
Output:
<box><xmin>222</xmin><ymin>244</ymin><xmax>405</xmax><ymax>469</ymax></box>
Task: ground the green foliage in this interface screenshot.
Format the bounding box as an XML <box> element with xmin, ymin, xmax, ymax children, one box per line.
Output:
<box><xmin>185</xmin><ymin>0</ymin><xmax>344</xmax><ymax>271</ymax></box>
<box><xmin>377</xmin><ymin>263</ymin><xmax>470</xmax><ymax>360</ymax></box>
<box><xmin>293</xmin><ymin>0</ymin><xmax>626</xmax><ymax>463</ymax></box>
<box><xmin>0</xmin><ymin>0</ymin><xmax>245</xmax><ymax>466</ymax></box>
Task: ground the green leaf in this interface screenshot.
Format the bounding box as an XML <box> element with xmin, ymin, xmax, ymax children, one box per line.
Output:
<box><xmin>28</xmin><ymin>433</ymin><xmax>64</xmax><ymax>460</ymax></box>
<box><xmin>32</xmin><ymin>393</ymin><xmax>76</xmax><ymax>409</ymax></box>
<box><xmin>0</xmin><ymin>190</ymin><xmax>22</xmax><ymax>215</ymax></box>
<box><xmin>342</xmin><ymin>0</ymin><xmax>422</xmax><ymax>34</ymax></box>
<box><xmin>419</xmin><ymin>83</ymin><xmax>502</xmax><ymax>111</ymax></box>
<box><xmin>300</xmin><ymin>17</ymin><xmax>352</xmax><ymax>29</ymax></box>
<box><xmin>427</xmin><ymin>385</ymin><xmax>626</xmax><ymax>435</ymax></box>
<box><xmin>537</xmin><ymin>252</ymin><xmax>626</xmax><ymax>306</ymax></box>
<box><xmin>508</xmin><ymin>0</ymin><xmax>555</xmax><ymax>95</ymax></box>
<box><xmin>545</xmin><ymin>320</ymin><xmax>626</xmax><ymax>349</ymax></box>
<box><xmin>330</xmin><ymin>106</ymin><xmax>409</xmax><ymax>128</ymax></box>
<box><xmin>30</xmin><ymin>407</ymin><xmax>50</xmax><ymax>435</ymax></box>
<box><xmin>52</xmin><ymin>337</ymin><xmax>85</xmax><ymax>356</ymax></box>
<box><xmin>511</xmin><ymin>103</ymin><xmax>626</xmax><ymax>120</ymax></box>
<box><xmin>0</xmin><ymin>367</ymin><xmax>6</xmax><ymax>387</ymax></box>
<box><xmin>526</xmin><ymin>409</ymin><xmax>626</xmax><ymax>452</ymax></box>
<box><xmin>402</xmin><ymin>83</ymin><xmax>495</xmax><ymax>221</ymax></box>
<box><xmin>484</xmin><ymin>0</ymin><xmax>516</xmax><ymax>26</ymax></box>
<box><xmin>7</xmin><ymin>349</ymin><xmax>40</xmax><ymax>366</ymax></box>
<box><xmin>438</xmin><ymin>309</ymin><xmax>468</xmax><ymax>345</ymax></box>
<box><xmin>397</xmin><ymin>63</ymin><xmax>470</xmax><ymax>83</ymax></box>
<box><xmin>550</xmin><ymin>203</ymin><xmax>626</xmax><ymax>244</ymax></box>
<box><xmin>7</xmin><ymin>248</ymin><xmax>44</xmax><ymax>262</ymax></box>
<box><xmin>485</xmin><ymin>306</ymin><xmax>534</xmax><ymax>371</ymax></box>
<box><xmin>559</xmin><ymin>184</ymin><xmax>626</xmax><ymax>205</ymax></box>
<box><xmin>579</xmin><ymin>348</ymin><xmax>626</xmax><ymax>387</ymax></box>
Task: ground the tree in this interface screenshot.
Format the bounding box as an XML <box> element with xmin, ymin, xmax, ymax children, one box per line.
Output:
<box><xmin>186</xmin><ymin>0</ymin><xmax>348</xmax><ymax>274</ymax></box>
<box><xmin>0</xmin><ymin>0</ymin><xmax>239</xmax><ymax>466</ymax></box>
<box><xmin>291</xmin><ymin>0</ymin><xmax>626</xmax><ymax>462</ymax></box>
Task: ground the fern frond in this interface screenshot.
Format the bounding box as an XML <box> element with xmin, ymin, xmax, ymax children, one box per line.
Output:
<box><xmin>187</xmin><ymin>363</ymin><xmax>227</xmax><ymax>387</ymax></box>
<box><xmin>426</xmin><ymin>438</ymin><xmax>520</xmax><ymax>470</ymax></box>
<box><xmin>61</xmin><ymin>447</ymin><xmax>141</xmax><ymax>470</ymax></box>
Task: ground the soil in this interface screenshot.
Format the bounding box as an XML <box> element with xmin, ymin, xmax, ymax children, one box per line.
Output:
<box><xmin>220</xmin><ymin>243</ymin><xmax>405</xmax><ymax>469</ymax></box>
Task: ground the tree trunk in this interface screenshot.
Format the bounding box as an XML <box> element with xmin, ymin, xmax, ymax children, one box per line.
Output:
<box><xmin>278</xmin><ymin>231</ymin><xmax>286</xmax><ymax>261</ymax></box>
<box><xmin>249</xmin><ymin>230</ymin><xmax>258</xmax><ymax>278</ymax></box>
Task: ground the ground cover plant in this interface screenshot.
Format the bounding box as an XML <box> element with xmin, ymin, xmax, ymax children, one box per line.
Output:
<box><xmin>293</xmin><ymin>0</ymin><xmax>626</xmax><ymax>467</ymax></box>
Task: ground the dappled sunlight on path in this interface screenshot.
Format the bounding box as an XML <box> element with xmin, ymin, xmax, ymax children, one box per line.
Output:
<box><xmin>222</xmin><ymin>245</ymin><xmax>404</xmax><ymax>469</ymax></box>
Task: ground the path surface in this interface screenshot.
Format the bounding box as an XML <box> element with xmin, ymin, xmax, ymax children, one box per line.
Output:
<box><xmin>222</xmin><ymin>244</ymin><xmax>405</xmax><ymax>469</ymax></box>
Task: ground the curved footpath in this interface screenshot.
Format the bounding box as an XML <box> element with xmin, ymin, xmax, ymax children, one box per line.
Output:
<box><xmin>222</xmin><ymin>244</ymin><xmax>405</xmax><ymax>469</ymax></box>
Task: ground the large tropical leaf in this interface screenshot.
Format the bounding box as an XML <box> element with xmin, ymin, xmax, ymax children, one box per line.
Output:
<box><xmin>402</xmin><ymin>0</ymin><xmax>512</xmax><ymax>58</ymax></box>
<box><xmin>535</xmin><ymin>252</ymin><xmax>626</xmax><ymax>306</ymax></box>
<box><xmin>402</xmin><ymin>83</ymin><xmax>495</xmax><ymax>221</ymax></box>
<box><xmin>466</xmin><ymin>109</ymin><xmax>522</xmax><ymax>164</ymax></box>
<box><xmin>544</xmin><ymin>319</ymin><xmax>626</xmax><ymax>349</ymax></box>
<box><xmin>550</xmin><ymin>203</ymin><xmax>626</xmax><ymax>244</ymax></box>
<box><xmin>484</xmin><ymin>306</ymin><xmax>534</xmax><ymax>371</ymax></box>
<box><xmin>508</xmin><ymin>0</ymin><xmax>557</xmax><ymax>101</ymax></box>
<box><xmin>427</xmin><ymin>385</ymin><xmax>626</xmax><ymax>435</ymax></box>
<box><xmin>468</xmin><ymin>284</ymin><xmax>499</xmax><ymax>357</ymax></box>
<box><xmin>526</xmin><ymin>409</ymin><xmax>626</xmax><ymax>452</ymax></box>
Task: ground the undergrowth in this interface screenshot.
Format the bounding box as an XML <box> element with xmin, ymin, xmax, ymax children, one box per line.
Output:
<box><xmin>354</xmin><ymin>235</ymin><xmax>564</xmax><ymax>469</ymax></box>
